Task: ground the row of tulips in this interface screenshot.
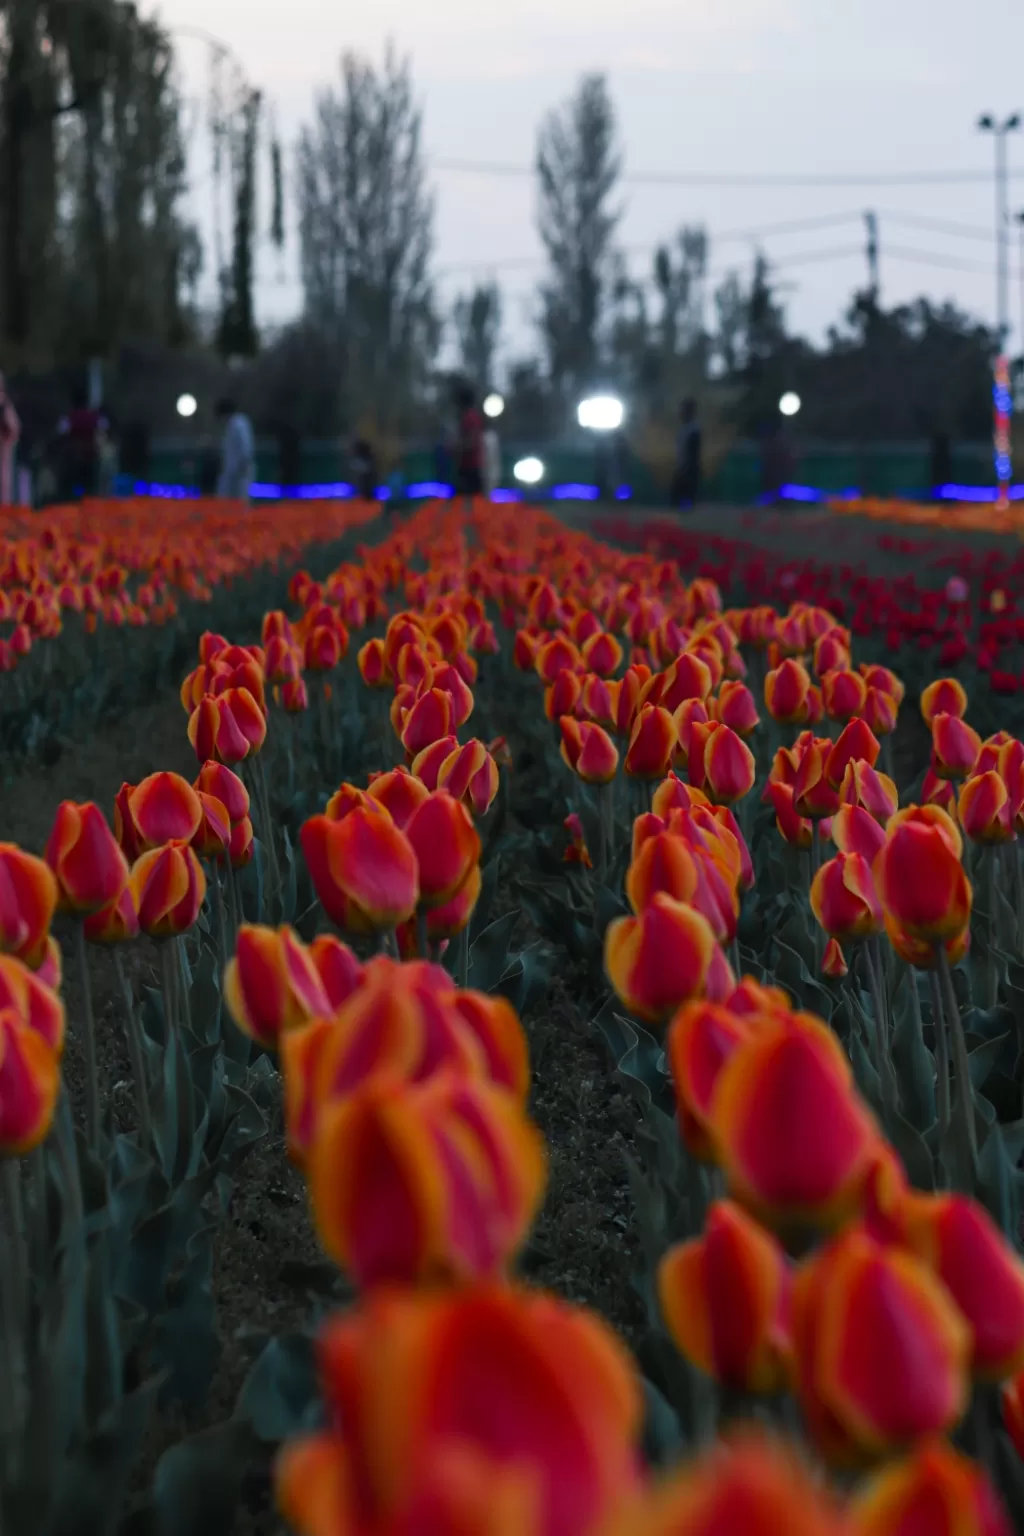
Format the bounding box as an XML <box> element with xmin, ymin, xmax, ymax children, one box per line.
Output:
<box><xmin>5</xmin><ymin>492</ymin><xmax>1024</xmax><ymax>1532</ymax></box>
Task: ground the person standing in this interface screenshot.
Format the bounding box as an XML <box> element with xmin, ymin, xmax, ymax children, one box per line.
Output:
<box><xmin>58</xmin><ymin>384</ymin><xmax>106</xmax><ymax>500</ymax></box>
<box><xmin>351</xmin><ymin>437</ymin><xmax>378</xmax><ymax>502</ymax></box>
<box><xmin>0</xmin><ymin>375</ymin><xmax>20</xmax><ymax>507</ymax></box>
<box><xmin>671</xmin><ymin>397</ymin><xmax>702</xmax><ymax>511</ymax></box>
<box><xmin>482</xmin><ymin>418</ymin><xmax>502</xmax><ymax>499</ymax></box>
<box><xmin>216</xmin><ymin>398</ymin><xmax>255</xmax><ymax>502</ymax></box>
<box><xmin>454</xmin><ymin>385</ymin><xmax>484</xmax><ymax>503</ymax></box>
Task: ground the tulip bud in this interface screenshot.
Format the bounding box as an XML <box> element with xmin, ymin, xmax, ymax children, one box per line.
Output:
<box><xmin>113</xmin><ymin>781</ymin><xmax>144</xmax><ymax>863</ymax></box>
<box><xmin>626</xmin><ymin>832</ymin><xmax>698</xmax><ymax>914</ymax></box>
<box><xmin>0</xmin><ymin>844</ymin><xmax>58</xmax><ymax>970</ymax></box>
<box><xmin>46</xmin><ymin>801</ymin><xmax>130</xmax><ymax>915</ymax></box>
<box><xmin>544</xmin><ymin>668</ymin><xmax>582</xmax><ymax>722</ymax></box>
<box><xmin>194</xmin><ymin>761</ymin><xmax>249</xmax><ymax>824</ymax></box>
<box><xmin>405</xmin><ymin>791</ymin><xmax>481</xmax><ymax>908</ymax></box>
<box><xmin>366</xmin><ymin>767</ymin><xmax>430</xmax><ymax>830</ymax></box>
<box><xmin>431</xmin><ymin>662</ymin><xmax>475</xmax><ymax>729</ymax></box>
<box><xmin>282</xmin><ymin>678</ymin><xmax>309</xmax><ymax>713</ymax></box>
<box><xmin>228</xmin><ymin>815</ymin><xmax>254</xmax><ymax>869</ymax></box>
<box><xmin>792</xmin><ymin>1227</ymin><xmax>969</xmax><ymax>1460</ymax></box>
<box><xmin>357</xmin><ymin>637</ymin><xmax>389</xmax><ymax>688</ymax></box>
<box><xmin>308</xmin><ymin>1075</ymin><xmax>545</xmax><ymax>1287</ymax></box>
<box><xmin>921</xmin><ymin>676</ymin><xmax>968</xmax><ymax>726</ymax></box>
<box><xmin>559</xmin><ymin>718</ymin><xmax>619</xmax><ymax>784</ymax></box>
<box><xmin>624</xmin><ymin>705</ymin><xmax>677</xmax><ymax>780</ymax></box>
<box><xmin>308</xmin><ymin>933</ymin><xmax>364</xmax><ymax>1010</ymax></box>
<box><xmin>838</xmin><ymin>759</ymin><xmax>897</xmax><ymax>822</ymax></box>
<box><xmin>766</xmin><ymin>781</ymin><xmax>814</xmax><ymax>851</ymax></box>
<box><xmin>903</xmin><ymin>1192</ymin><xmax>1024</xmax><ymax>1379</ymax></box>
<box><xmin>84</xmin><ymin>886</ymin><xmax>140</xmax><ymax>945</ymax></box>
<box><xmin>657</xmin><ymin>651</ymin><xmax>713</xmax><ymax>710</ymax></box>
<box><xmin>714</xmin><ymin>679</ymin><xmax>759</xmax><ymax>736</ymax></box>
<box><xmin>578</xmin><ymin>673</ymin><xmax>616</xmax><ymax>726</ymax></box>
<box><xmin>399</xmin><ymin>686</ymin><xmax>453</xmax><ymax>756</ymax></box>
<box><xmin>605</xmin><ymin>894</ymin><xmax>717</xmax><ymax>1024</ymax></box>
<box><xmin>128</xmin><ymin>772</ymin><xmax>203</xmax><ymax>850</ymax></box>
<box><xmin>811</xmin><ymin>852</ymin><xmax>883</xmax><ymax>941</ymax></box>
<box><xmin>825</xmin><ymin>717</ymin><xmax>880</xmax><ymax>790</ymax></box>
<box><xmin>690</xmin><ymin>721</ymin><xmax>756</xmax><ymax>805</ymax></box>
<box><xmin>224</xmin><ymin>924</ymin><xmax>332</xmax><ymax>1049</ymax></box>
<box><xmin>958</xmin><ymin>770</ymin><xmax>1014</xmax><ymax>844</ymax></box>
<box><xmin>0</xmin><ymin>1009</ymin><xmax>60</xmax><ymax>1155</ymax></box>
<box><xmin>658</xmin><ymin>1201</ymin><xmax>792</xmax><ymax>1394</ymax></box>
<box><xmin>850</xmin><ymin>1442</ymin><xmax>1011</xmax><ymax>1536</ymax></box>
<box><xmin>437</xmin><ymin>740</ymin><xmax>500</xmax><ymax>817</ymax></box>
<box><xmin>581</xmin><ymin>630</ymin><xmax>623</xmax><ymax>678</ymax></box>
<box><xmin>130</xmin><ymin>841</ymin><xmax>206</xmax><ymax>937</ymax></box>
<box><xmin>792</xmin><ymin>737</ymin><xmax>840</xmax><ymax>819</ymax></box>
<box><xmin>712</xmin><ymin>1021</ymin><xmax>878</xmax><ymax>1229</ymax></box>
<box><xmin>301</xmin><ymin>810</ymin><xmax>419</xmax><ymax>933</ymax></box>
<box><xmin>563</xmin><ymin>812</ymin><xmax>593</xmax><ymax>868</ymax></box>
<box><xmin>864</xmin><ymin>684</ymin><xmax>899</xmax><ymax>738</ymax></box>
<box><xmin>831</xmin><ymin>804</ymin><xmax>887</xmax><ymax>863</ymax></box>
<box><xmin>932</xmin><ymin>713</ymin><xmax>981</xmax><ymax>781</ymax></box>
<box><xmin>764</xmin><ymin>657</ymin><xmax>811</xmax><ymax>724</ymax></box>
<box><xmin>875</xmin><ymin>808</ymin><xmax>971</xmax><ymax>943</ymax></box>
<box><xmin>821</xmin><ymin>936</ymin><xmax>847</xmax><ymax>978</ymax></box>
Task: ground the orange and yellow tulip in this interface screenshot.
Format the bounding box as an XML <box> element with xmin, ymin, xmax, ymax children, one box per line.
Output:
<box><xmin>300</xmin><ymin>809</ymin><xmax>419</xmax><ymax>933</ymax></box>
<box><xmin>605</xmin><ymin>894</ymin><xmax>717</xmax><ymax>1024</ymax></box>
<box><xmin>0</xmin><ymin>844</ymin><xmax>57</xmax><ymax>970</ymax></box>
<box><xmin>850</xmin><ymin>1442</ymin><xmax>1011</xmax><ymax>1536</ymax></box>
<box><xmin>810</xmin><ymin>852</ymin><xmax>883</xmax><ymax>941</ymax></box>
<box><xmin>45</xmin><ymin>801</ymin><xmax>130</xmax><ymax>915</ymax></box>
<box><xmin>224</xmin><ymin>924</ymin><xmax>332</xmax><ymax>1049</ymax></box>
<box><xmin>130</xmin><ymin>841</ymin><xmax>206</xmax><ymax>937</ymax></box>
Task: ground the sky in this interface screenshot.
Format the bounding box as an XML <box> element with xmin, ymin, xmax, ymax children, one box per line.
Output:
<box><xmin>149</xmin><ymin>0</ymin><xmax>1024</xmax><ymax>371</ymax></box>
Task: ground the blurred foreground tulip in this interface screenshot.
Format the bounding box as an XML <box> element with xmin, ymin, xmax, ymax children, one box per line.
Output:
<box><xmin>224</xmin><ymin>925</ymin><xmax>332</xmax><ymax>1049</ymax></box>
<box><xmin>712</xmin><ymin>1020</ymin><xmax>878</xmax><ymax>1229</ymax></box>
<box><xmin>46</xmin><ymin>801</ymin><xmax>130</xmax><ymax>915</ymax></box>
<box><xmin>658</xmin><ymin>1200</ymin><xmax>791</xmax><ymax>1393</ymax></box>
<box><xmin>309</xmin><ymin>1074</ymin><xmax>545</xmax><ymax>1286</ymax></box>
<box><xmin>792</xmin><ymin>1227</ymin><xmax>969</xmax><ymax>1461</ymax></box>
<box><xmin>606</xmin><ymin>1434</ymin><xmax>844</xmax><ymax>1536</ymax></box>
<box><xmin>903</xmin><ymin>1192</ymin><xmax>1024</xmax><ymax>1380</ymax></box>
<box><xmin>276</xmin><ymin>1286</ymin><xmax>642</xmax><ymax>1536</ymax></box>
<box><xmin>850</xmin><ymin>1441</ymin><xmax>1010</xmax><ymax>1536</ymax></box>
<box><xmin>0</xmin><ymin>1009</ymin><xmax>61</xmax><ymax>1155</ymax></box>
<box><xmin>83</xmin><ymin>887</ymin><xmax>140</xmax><ymax>946</ymax></box>
<box><xmin>0</xmin><ymin>844</ymin><xmax>57</xmax><ymax>969</ymax></box>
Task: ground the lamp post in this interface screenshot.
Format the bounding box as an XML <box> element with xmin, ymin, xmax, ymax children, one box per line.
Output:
<box><xmin>979</xmin><ymin>113</ymin><xmax>1021</xmax><ymax>507</ymax></box>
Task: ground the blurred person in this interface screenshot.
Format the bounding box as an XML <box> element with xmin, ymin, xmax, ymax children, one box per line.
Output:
<box><xmin>454</xmin><ymin>384</ymin><xmax>484</xmax><ymax>502</ymax></box>
<box><xmin>0</xmin><ymin>374</ymin><xmax>20</xmax><ymax>507</ymax></box>
<box><xmin>216</xmin><ymin>397</ymin><xmax>255</xmax><ymax>502</ymax></box>
<box><xmin>58</xmin><ymin>383</ymin><xmax>106</xmax><ymax>500</ymax></box>
<box><xmin>482</xmin><ymin>417</ymin><xmax>502</xmax><ymax>499</ymax></box>
<box><xmin>929</xmin><ymin>428</ymin><xmax>952</xmax><ymax>500</ymax></box>
<box><xmin>351</xmin><ymin>437</ymin><xmax>378</xmax><ymax>502</ymax></box>
<box><xmin>671</xmin><ymin>397</ymin><xmax>701</xmax><ymax>511</ymax></box>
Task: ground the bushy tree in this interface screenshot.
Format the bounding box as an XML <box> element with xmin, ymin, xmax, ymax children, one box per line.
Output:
<box><xmin>452</xmin><ymin>282</ymin><xmax>501</xmax><ymax>395</ymax></box>
<box><xmin>296</xmin><ymin>45</ymin><xmax>437</xmax><ymax>440</ymax></box>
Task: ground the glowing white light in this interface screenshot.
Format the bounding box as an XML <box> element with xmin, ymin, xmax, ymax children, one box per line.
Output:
<box><xmin>577</xmin><ymin>395</ymin><xmax>625</xmax><ymax>432</ymax></box>
<box><xmin>176</xmin><ymin>393</ymin><xmax>198</xmax><ymax>419</ymax></box>
<box><xmin>513</xmin><ymin>456</ymin><xmax>545</xmax><ymax>485</ymax></box>
<box><xmin>778</xmin><ymin>391</ymin><xmax>802</xmax><ymax>417</ymax></box>
<box><xmin>483</xmin><ymin>392</ymin><xmax>505</xmax><ymax>419</ymax></box>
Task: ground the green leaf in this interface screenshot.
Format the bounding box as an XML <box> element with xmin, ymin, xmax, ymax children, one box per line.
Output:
<box><xmin>470</xmin><ymin>856</ymin><xmax>501</xmax><ymax>941</ymax></box>
<box><xmin>640</xmin><ymin>1375</ymin><xmax>683</xmax><ymax>1469</ymax></box>
<box><xmin>890</xmin><ymin>973</ymin><xmax>936</xmax><ymax>1133</ymax></box>
<box><xmin>468</xmin><ymin>911</ymin><xmax>520</xmax><ymax>993</ymax></box>
<box><xmin>151</xmin><ymin>1231</ymin><xmax>219</xmax><ymax>1409</ymax></box>
<box><xmin>968</xmin><ymin>1032</ymin><xmax>1012</xmax><ymax>1094</ymax></box>
<box><xmin>236</xmin><ymin>1333</ymin><xmax>321</xmax><ymax>1443</ymax></box>
<box><xmin>40</xmin><ymin>1376</ymin><xmax>162</xmax><ymax>1536</ymax></box>
<box><xmin>887</xmin><ymin>1111</ymin><xmax>935</xmax><ymax>1192</ymax></box>
<box><xmin>150</xmin><ymin>1420</ymin><xmax>256</xmax><ymax>1536</ymax></box>
<box><xmin>978</xmin><ymin>1123</ymin><xmax>1022</xmax><ymax>1241</ymax></box>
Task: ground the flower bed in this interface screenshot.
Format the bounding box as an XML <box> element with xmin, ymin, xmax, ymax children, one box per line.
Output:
<box><xmin>2</xmin><ymin>495</ymin><xmax>1024</xmax><ymax>1533</ymax></box>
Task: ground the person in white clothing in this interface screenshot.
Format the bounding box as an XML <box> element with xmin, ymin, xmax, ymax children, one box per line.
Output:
<box><xmin>216</xmin><ymin>397</ymin><xmax>255</xmax><ymax>501</ymax></box>
<box><xmin>482</xmin><ymin>423</ymin><xmax>502</xmax><ymax>499</ymax></box>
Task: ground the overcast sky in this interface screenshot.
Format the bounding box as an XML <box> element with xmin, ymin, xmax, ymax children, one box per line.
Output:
<box><xmin>150</xmin><ymin>0</ymin><xmax>1024</xmax><ymax>368</ymax></box>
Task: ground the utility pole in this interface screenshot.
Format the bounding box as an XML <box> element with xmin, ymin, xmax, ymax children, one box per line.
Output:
<box><xmin>1016</xmin><ymin>211</ymin><xmax>1024</xmax><ymax>399</ymax></box>
<box><xmin>979</xmin><ymin>112</ymin><xmax>1021</xmax><ymax>508</ymax></box>
<box><xmin>863</xmin><ymin>211</ymin><xmax>880</xmax><ymax>304</ymax></box>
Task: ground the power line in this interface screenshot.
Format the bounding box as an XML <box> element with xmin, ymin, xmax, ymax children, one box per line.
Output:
<box><xmin>427</xmin><ymin>156</ymin><xmax>1024</xmax><ymax>189</ymax></box>
<box><xmin>883</xmin><ymin>243</ymin><xmax>998</xmax><ymax>275</ymax></box>
<box><xmin>878</xmin><ymin>210</ymin><xmax>995</xmax><ymax>243</ymax></box>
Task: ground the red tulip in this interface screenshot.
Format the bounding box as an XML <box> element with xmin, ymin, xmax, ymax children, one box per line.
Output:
<box><xmin>825</xmin><ymin>717</ymin><xmax>880</xmax><ymax>790</ymax></box>
<box><xmin>605</xmin><ymin>894</ymin><xmax>717</xmax><ymax>1024</ymax></box>
<box><xmin>560</xmin><ymin>718</ymin><xmax>619</xmax><ymax>784</ymax></box>
<box><xmin>130</xmin><ymin>841</ymin><xmax>206</xmax><ymax>937</ymax></box>
<box><xmin>194</xmin><ymin>762</ymin><xmax>249</xmax><ymax>824</ymax></box>
<box><xmin>0</xmin><ymin>1009</ymin><xmax>60</xmax><ymax>1155</ymax></box>
<box><xmin>405</xmin><ymin>790</ymin><xmax>481</xmax><ymax>908</ymax></box>
<box><xmin>822</xmin><ymin>936</ymin><xmax>848</xmax><ymax>977</ymax></box>
<box><xmin>224</xmin><ymin>924</ymin><xmax>332</xmax><ymax>1049</ymax></box>
<box><xmin>689</xmin><ymin>721</ymin><xmax>755</xmax><ymax>805</ymax></box>
<box><xmin>545</xmin><ymin>668</ymin><xmax>582</xmax><ymax>722</ymax></box>
<box><xmin>308</xmin><ymin>933</ymin><xmax>365</xmax><ymax>1011</ymax></box>
<box><xmin>84</xmin><ymin>887</ymin><xmax>140</xmax><ymax>945</ymax></box>
<box><xmin>127</xmin><ymin>772</ymin><xmax>203</xmax><ymax>850</ymax></box>
<box><xmin>658</xmin><ymin>1201</ymin><xmax>791</xmax><ymax>1393</ymax></box>
<box><xmin>366</xmin><ymin>767</ymin><xmax>430</xmax><ymax>829</ymax></box>
<box><xmin>875</xmin><ymin>807</ymin><xmax>971</xmax><ymax>943</ymax></box>
<box><xmin>0</xmin><ymin>844</ymin><xmax>58</xmax><ymax>969</ymax></box>
<box><xmin>792</xmin><ymin>1227</ymin><xmax>969</xmax><ymax>1461</ymax></box>
<box><xmin>714</xmin><ymin>679</ymin><xmax>759</xmax><ymax>736</ymax></box>
<box><xmin>399</xmin><ymin>686</ymin><xmax>453</xmax><ymax>756</ymax></box>
<box><xmin>831</xmin><ymin>804</ymin><xmax>887</xmax><ymax>863</ymax></box>
<box><xmin>792</xmin><ymin>737</ymin><xmax>840</xmax><ymax>819</ymax></box>
<box><xmin>581</xmin><ymin>630</ymin><xmax>623</xmax><ymax>678</ymax></box>
<box><xmin>281</xmin><ymin>678</ymin><xmax>309</xmax><ymax>713</ymax></box>
<box><xmin>921</xmin><ymin>676</ymin><xmax>968</xmax><ymax>725</ymax></box>
<box><xmin>410</xmin><ymin>734</ymin><xmax>461</xmax><ymax>790</ymax></box>
<box><xmin>357</xmin><ymin>636</ymin><xmax>389</xmax><ymax>688</ymax></box>
<box><xmin>959</xmin><ymin>770</ymin><xmax>1015</xmax><ymax>844</ymax></box>
<box><xmin>810</xmin><ymin>852</ymin><xmax>883</xmax><ymax>940</ymax></box>
<box><xmin>838</xmin><ymin>759</ymin><xmax>897</xmax><ymax>822</ymax></box>
<box><xmin>764</xmin><ymin>658</ymin><xmax>810</xmax><ymax>724</ymax></box>
<box><xmin>300</xmin><ymin>809</ymin><xmax>419</xmax><ymax>933</ymax></box>
<box><xmin>46</xmin><ymin>801</ymin><xmax>130</xmax><ymax>915</ymax></box>
<box><xmin>932</xmin><ymin>713</ymin><xmax>981</xmax><ymax>781</ymax></box>
<box><xmin>851</xmin><ymin>1442</ymin><xmax>1011</xmax><ymax>1536</ymax></box>
<box><xmin>275</xmin><ymin>1286</ymin><xmax>642</xmax><ymax>1536</ymax></box>
<box><xmin>624</xmin><ymin>705</ymin><xmax>677</xmax><ymax>779</ymax></box>
<box><xmin>228</xmin><ymin>815</ymin><xmax>254</xmax><ymax>869</ymax></box>
<box><xmin>437</xmin><ymin>740</ymin><xmax>500</xmax><ymax>817</ymax></box>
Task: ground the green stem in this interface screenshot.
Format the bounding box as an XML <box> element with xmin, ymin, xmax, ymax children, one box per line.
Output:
<box><xmin>863</xmin><ymin>942</ymin><xmax>897</xmax><ymax>1131</ymax></box>
<box><xmin>416</xmin><ymin>908</ymin><xmax>429</xmax><ymax>960</ymax></box>
<box><xmin>225</xmin><ymin>856</ymin><xmax>242</xmax><ymax>938</ymax></box>
<box><xmin>0</xmin><ymin>1158</ymin><xmax>26</xmax><ymax>1465</ymax></box>
<box><xmin>176</xmin><ymin>936</ymin><xmax>193</xmax><ymax>1037</ymax></box>
<box><xmin>113</xmin><ymin>949</ymin><xmax>151</xmax><ymax>1146</ymax></box>
<box><xmin>160</xmin><ymin>941</ymin><xmax>179</xmax><ymax>1036</ymax></box>
<box><xmin>938</xmin><ymin>946</ymin><xmax>978</xmax><ymax>1190</ymax></box>
<box><xmin>985</xmin><ymin>847</ymin><xmax>999</xmax><ymax>1010</ymax></box>
<box><xmin>74</xmin><ymin>920</ymin><xmax>100</xmax><ymax>1148</ymax></box>
<box><xmin>929</xmin><ymin>970</ymin><xmax>952</xmax><ymax>1153</ymax></box>
<box><xmin>254</xmin><ymin>752</ymin><xmax>281</xmax><ymax>905</ymax></box>
<box><xmin>210</xmin><ymin>861</ymin><xmax>229</xmax><ymax>969</ymax></box>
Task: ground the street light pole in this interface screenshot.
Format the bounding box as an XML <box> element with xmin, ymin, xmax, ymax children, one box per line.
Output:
<box><xmin>979</xmin><ymin>112</ymin><xmax>1022</xmax><ymax>508</ymax></box>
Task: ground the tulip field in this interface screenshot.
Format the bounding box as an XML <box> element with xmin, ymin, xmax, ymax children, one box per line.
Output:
<box><xmin>9</xmin><ymin>495</ymin><xmax>1024</xmax><ymax>1534</ymax></box>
